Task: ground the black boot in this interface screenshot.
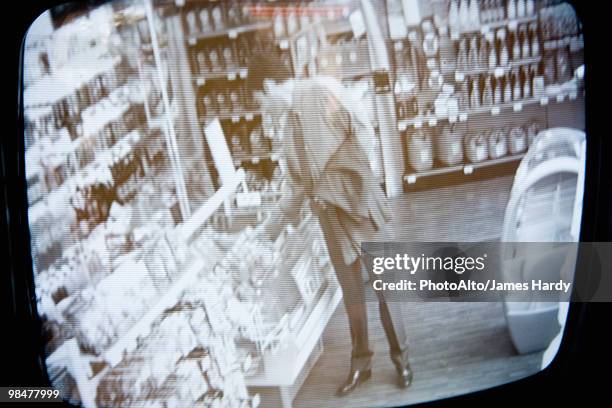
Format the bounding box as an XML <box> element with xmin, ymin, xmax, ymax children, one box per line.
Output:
<box><xmin>336</xmin><ymin>366</ymin><xmax>372</xmax><ymax>396</ymax></box>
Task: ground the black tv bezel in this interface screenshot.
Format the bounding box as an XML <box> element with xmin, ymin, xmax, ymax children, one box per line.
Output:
<box><xmin>4</xmin><ymin>0</ymin><xmax>610</xmax><ymax>406</ymax></box>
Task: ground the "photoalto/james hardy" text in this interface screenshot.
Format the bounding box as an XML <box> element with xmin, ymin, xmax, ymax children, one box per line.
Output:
<box><xmin>372</xmin><ymin>279</ymin><xmax>572</xmax><ymax>293</ymax></box>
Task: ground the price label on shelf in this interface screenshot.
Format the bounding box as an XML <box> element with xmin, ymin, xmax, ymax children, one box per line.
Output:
<box><xmin>228</xmin><ymin>29</ymin><xmax>238</xmax><ymax>39</ymax></box>
<box><xmin>245</xmin><ymin>113</ymin><xmax>254</xmax><ymax>121</ymax></box>
<box><xmin>451</xmin><ymin>30</ymin><xmax>460</xmax><ymax>40</ymax></box>
<box><xmin>251</xmin><ymin>157</ymin><xmax>260</xmax><ymax>164</ymax></box>
<box><xmin>459</xmin><ymin>113</ymin><xmax>468</xmax><ymax>122</ymax></box>
<box><xmin>491</xmin><ymin>107</ymin><xmax>500</xmax><ymax>116</ymax></box>
<box><xmin>398</xmin><ymin>121</ymin><xmax>407</xmax><ymax>132</ymax></box>
<box><xmin>414</xmin><ymin>118</ymin><xmax>423</xmax><ymax>129</ymax></box>
<box><xmin>455</xmin><ymin>71</ymin><xmax>465</xmax><ymax>82</ymax></box>
<box><xmin>188</xmin><ymin>37</ymin><xmax>196</xmax><ymax>46</ymax></box>
<box><xmin>231</xmin><ymin>115</ymin><xmax>240</xmax><ymax>123</ymax></box>
<box><xmin>449</xmin><ymin>115</ymin><xmax>457</xmax><ymax>124</ymax></box>
<box><xmin>406</xmin><ymin>175</ymin><xmax>417</xmax><ymax>184</ymax></box>
<box><xmin>279</xmin><ymin>40</ymin><xmax>289</xmax><ymax>49</ymax></box>
<box><xmin>513</xmin><ymin>102</ymin><xmax>523</xmax><ymax>112</ymax></box>
<box><xmin>227</xmin><ymin>72</ymin><xmax>237</xmax><ymax>81</ymax></box>
<box><xmin>464</xmin><ymin>165</ymin><xmax>474</xmax><ymax>175</ymax></box>
<box><xmin>508</xmin><ymin>20</ymin><xmax>518</xmax><ymax>31</ymax></box>
<box><xmin>175</xmin><ymin>0</ymin><xmax>185</xmax><ymax>6</ymax></box>
<box><xmin>480</xmin><ymin>25</ymin><xmax>490</xmax><ymax>35</ymax></box>
<box><xmin>494</xmin><ymin>67</ymin><xmax>504</xmax><ymax>78</ymax></box>
<box><xmin>556</xmin><ymin>93</ymin><xmax>566</xmax><ymax>103</ymax></box>
<box><xmin>196</xmin><ymin>77</ymin><xmax>205</xmax><ymax>86</ymax></box>
<box><xmin>569</xmin><ymin>91</ymin><xmax>578</xmax><ymax>100</ymax></box>
<box><xmin>428</xmin><ymin>118</ymin><xmax>438</xmax><ymax>127</ymax></box>
<box><xmin>540</xmin><ymin>96</ymin><xmax>549</xmax><ymax>106</ymax></box>
<box><xmin>239</xmin><ymin>68</ymin><xmax>248</xmax><ymax>78</ymax></box>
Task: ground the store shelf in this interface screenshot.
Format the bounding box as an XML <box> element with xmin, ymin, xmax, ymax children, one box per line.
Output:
<box><xmin>193</xmin><ymin>67</ymin><xmax>248</xmax><ymax>85</ymax></box>
<box><xmin>187</xmin><ymin>21</ymin><xmax>272</xmax><ymax>44</ymax></box>
<box><xmin>200</xmin><ymin>108</ymin><xmax>261</xmax><ymax>123</ymax></box>
<box><xmin>276</xmin><ymin>21</ymin><xmax>323</xmax><ymax>50</ymax></box>
<box><xmin>454</xmin><ymin>15</ymin><xmax>538</xmax><ymax>36</ymax></box>
<box><xmin>104</xmin><ymin>257</ymin><xmax>206</xmax><ymax>367</ymax></box>
<box><xmin>397</xmin><ymin>90</ymin><xmax>581</xmax><ymax>131</ymax></box>
<box><xmin>245</xmin><ymin>275</ymin><xmax>342</xmax><ymax>387</ymax></box>
<box><xmin>404</xmin><ymin>153</ymin><xmax>526</xmax><ymax>185</ymax></box>
<box><xmin>455</xmin><ymin>56</ymin><xmax>542</xmax><ymax>77</ymax></box>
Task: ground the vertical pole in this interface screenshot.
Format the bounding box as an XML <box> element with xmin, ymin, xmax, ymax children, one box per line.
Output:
<box><xmin>144</xmin><ymin>0</ymin><xmax>191</xmax><ymax>220</ymax></box>
<box><xmin>360</xmin><ymin>0</ymin><xmax>405</xmax><ymax>197</ymax></box>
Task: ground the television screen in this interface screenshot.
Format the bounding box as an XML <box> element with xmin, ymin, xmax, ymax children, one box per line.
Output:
<box><xmin>22</xmin><ymin>1</ymin><xmax>588</xmax><ymax>407</ymax></box>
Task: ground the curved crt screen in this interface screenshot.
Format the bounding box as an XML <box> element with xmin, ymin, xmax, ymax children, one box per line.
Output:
<box><xmin>23</xmin><ymin>1</ymin><xmax>588</xmax><ymax>407</ymax></box>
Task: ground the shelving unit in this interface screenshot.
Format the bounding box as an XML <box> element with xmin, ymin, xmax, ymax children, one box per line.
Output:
<box><xmin>391</xmin><ymin>1</ymin><xmax>584</xmax><ymax>190</ymax></box>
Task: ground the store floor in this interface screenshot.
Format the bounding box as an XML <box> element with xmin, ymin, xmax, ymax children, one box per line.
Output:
<box><xmin>292</xmin><ymin>175</ymin><xmax>544</xmax><ymax>407</ymax></box>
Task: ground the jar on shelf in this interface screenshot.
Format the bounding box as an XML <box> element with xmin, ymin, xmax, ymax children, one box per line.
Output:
<box><xmin>436</xmin><ymin>123</ymin><xmax>465</xmax><ymax>166</ymax></box>
<box><xmin>465</xmin><ymin>131</ymin><xmax>488</xmax><ymax>163</ymax></box>
<box><xmin>406</xmin><ymin>129</ymin><xmax>434</xmax><ymax>172</ymax></box>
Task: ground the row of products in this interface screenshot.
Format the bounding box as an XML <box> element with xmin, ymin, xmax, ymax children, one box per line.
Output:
<box><xmin>242</xmin><ymin>167</ymin><xmax>283</xmax><ymax>196</ymax></box>
<box><xmin>449</xmin><ymin>0</ymin><xmax>537</xmax><ymax>33</ymax></box>
<box><xmin>228</xmin><ymin>122</ymin><xmax>271</xmax><ymax>158</ymax></box>
<box><xmin>316</xmin><ymin>37</ymin><xmax>370</xmax><ymax>76</ymax></box>
<box><xmin>27</xmin><ymin>58</ymin><xmax>130</xmax><ymax>139</ymax></box>
<box><xmin>455</xmin><ymin>24</ymin><xmax>540</xmax><ymax>73</ymax></box>
<box><xmin>405</xmin><ymin>120</ymin><xmax>544</xmax><ymax>171</ymax></box>
<box><xmin>461</xmin><ymin>67</ymin><xmax>541</xmax><ymax>109</ymax></box>
<box><xmin>271</xmin><ymin>1</ymin><xmax>344</xmax><ymax>38</ymax></box>
<box><xmin>201</xmin><ymin>82</ymin><xmax>258</xmax><ymax>117</ymax></box>
<box><xmin>183</xmin><ymin>1</ymin><xmax>255</xmax><ymax>35</ymax></box>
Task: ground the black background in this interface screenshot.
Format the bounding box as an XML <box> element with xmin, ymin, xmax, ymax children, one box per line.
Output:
<box><xmin>3</xmin><ymin>1</ymin><xmax>611</xmax><ymax>406</ymax></box>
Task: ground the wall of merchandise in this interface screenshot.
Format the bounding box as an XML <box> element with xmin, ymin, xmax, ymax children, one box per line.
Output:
<box><xmin>389</xmin><ymin>0</ymin><xmax>584</xmax><ymax>186</ymax></box>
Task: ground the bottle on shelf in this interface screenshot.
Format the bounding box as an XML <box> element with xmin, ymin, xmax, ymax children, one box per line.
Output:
<box><xmin>517</xmin><ymin>0</ymin><xmax>526</xmax><ymax>19</ymax></box>
<box><xmin>522</xmin><ymin>66</ymin><xmax>532</xmax><ymax>98</ymax></box>
<box><xmin>511</xmin><ymin>28</ymin><xmax>521</xmax><ymax>61</ymax></box>
<box><xmin>488</xmin><ymin>36</ymin><xmax>497</xmax><ymax>69</ymax></box>
<box><xmin>511</xmin><ymin>69</ymin><xmax>521</xmax><ymax>100</ymax></box>
<box><xmin>199</xmin><ymin>7</ymin><xmax>211</xmax><ymax>33</ymax></box>
<box><xmin>520</xmin><ymin>25</ymin><xmax>530</xmax><ymax>59</ymax></box>
<box><xmin>196</xmin><ymin>52</ymin><xmax>208</xmax><ymax>75</ymax></box>
<box><xmin>468</xmin><ymin>36</ymin><xmax>479</xmax><ymax>70</ymax></box>
<box><xmin>488</xmin><ymin>128</ymin><xmax>508</xmax><ymax>159</ymax></box>
<box><xmin>211</xmin><ymin>5</ymin><xmax>224</xmax><ymax>31</ymax></box>
<box><xmin>529</xmin><ymin>23</ymin><xmax>540</xmax><ymax>57</ymax></box>
<box><xmin>449</xmin><ymin>0</ymin><xmax>460</xmax><ymax>32</ymax></box>
<box><xmin>503</xmin><ymin>74</ymin><xmax>512</xmax><ymax>103</ymax></box>
<box><xmin>482</xmin><ymin>75</ymin><xmax>493</xmax><ymax>106</ymax></box>
<box><xmin>436</xmin><ymin>123</ymin><xmax>465</xmax><ymax>166</ymax></box>
<box><xmin>477</xmin><ymin>35</ymin><xmax>488</xmax><ymax>70</ymax></box>
<box><xmin>507</xmin><ymin>0</ymin><xmax>517</xmax><ymax>20</ymax></box>
<box><xmin>186</xmin><ymin>10</ymin><xmax>198</xmax><ymax>36</ymax></box>
<box><xmin>493</xmin><ymin>77</ymin><xmax>502</xmax><ymax>105</ymax></box>
<box><xmin>508</xmin><ymin>126</ymin><xmax>527</xmax><ymax>154</ymax></box>
<box><xmin>273</xmin><ymin>11</ymin><xmax>285</xmax><ymax>38</ymax></box>
<box><xmin>470</xmin><ymin>77</ymin><xmax>480</xmax><ymax>108</ymax></box>
<box><xmin>498</xmin><ymin>29</ymin><xmax>509</xmax><ymax>66</ymax></box>
<box><xmin>459</xmin><ymin>0</ymin><xmax>470</xmax><ymax>32</ymax></box>
<box><xmin>439</xmin><ymin>27</ymin><xmax>456</xmax><ymax>74</ymax></box>
<box><xmin>468</xmin><ymin>0</ymin><xmax>480</xmax><ymax>30</ymax></box>
<box><xmin>465</xmin><ymin>131</ymin><xmax>488</xmax><ymax>163</ymax></box>
<box><xmin>526</xmin><ymin>0</ymin><xmax>535</xmax><ymax>17</ymax></box>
